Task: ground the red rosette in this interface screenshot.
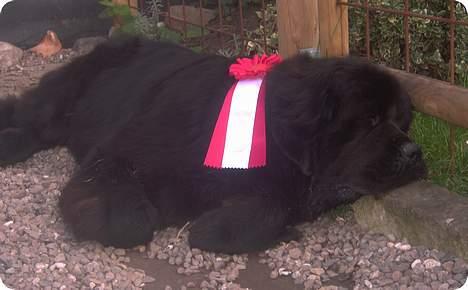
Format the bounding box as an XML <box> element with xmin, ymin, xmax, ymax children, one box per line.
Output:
<box><xmin>229</xmin><ymin>54</ymin><xmax>282</xmax><ymax>80</ymax></box>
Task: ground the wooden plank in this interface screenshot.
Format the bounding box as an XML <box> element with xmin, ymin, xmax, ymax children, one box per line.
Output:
<box><xmin>388</xmin><ymin>68</ymin><xmax>468</xmax><ymax>129</ymax></box>
<box><xmin>276</xmin><ymin>0</ymin><xmax>320</xmax><ymax>59</ymax></box>
<box><xmin>317</xmin><ymin>0</ymin><xmax>349</xmax><ymax>57</ymax></box>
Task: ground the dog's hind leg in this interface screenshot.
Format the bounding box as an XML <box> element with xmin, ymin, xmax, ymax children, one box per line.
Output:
<box><xmin>0</xmin><ymin>38</ymin><xmax>140</xmax><ymax>166</ymax></box>
<box><xmin>0</xmin><ymin>67</ymin><xmax>77</xmax><ymax>165</ymax></box>
<box><xmin>58</xmin><ymin>149</ymin><xmax>160</xmax><ymax>248</ymax></box>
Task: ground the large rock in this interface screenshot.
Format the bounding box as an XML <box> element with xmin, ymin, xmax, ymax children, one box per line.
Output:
<box><xmin>72</xmin><ymin>36</ymin><xmax>107</xmax><ymax>55</ymax></box>
<box><xmin>0</xmin><ymin>41</ymin><xmax>23</xmax><ymax>69</ymax></box>
<box><xmin>353</xmin><ymin>181</ymin><xmax>468</xmax><ymax>260</ymax></box>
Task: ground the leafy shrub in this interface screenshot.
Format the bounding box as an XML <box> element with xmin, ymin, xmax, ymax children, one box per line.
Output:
<box><xmin>348</xmin><ymin>0</ymin><xmax>468</xmax><ymax>85</ymax></box>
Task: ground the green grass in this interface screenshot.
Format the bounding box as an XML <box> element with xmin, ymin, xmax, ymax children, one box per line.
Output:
<box><xmin>410</xmin><ymin>112</ymin><xmax>468</xmax><ymax>195</ymax></box>
<box><xmin>409</xmin><ymin>74</ymin><xmax>468</xmax><ymax>196</ymax></box>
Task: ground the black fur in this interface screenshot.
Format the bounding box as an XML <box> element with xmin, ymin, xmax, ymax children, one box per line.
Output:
<box><xmin>0</xmin><ymin>37</ymin><xmax>427</xmax><ymax>254</ymax></box>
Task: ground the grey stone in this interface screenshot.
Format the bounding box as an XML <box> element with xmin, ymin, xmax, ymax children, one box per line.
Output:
<box><xmin>72</xmin><ymin>37</ymin><xmax>107</xmax><ymax>55</ymax></box>
<box><xmin>353</xmin><ymin>181</ymin><xmax>468</xmax><ymax>260</ymax></box>
<box><xmin>0</xmin><ymin>42</ymin><xmax>23</xmax><ymax>69</ymax></box>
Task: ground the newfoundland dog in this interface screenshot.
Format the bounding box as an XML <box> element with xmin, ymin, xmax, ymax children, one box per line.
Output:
<box><xmin>0</xmin><ymin>37</ymin><xmax>427</xmax><ymax>254</ymax></box>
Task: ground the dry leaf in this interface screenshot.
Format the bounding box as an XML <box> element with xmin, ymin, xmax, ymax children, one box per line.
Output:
<box><xmin>29</xmin><ymin>30</ymin><xmax>62</xmax><ymax>58</ymax></box>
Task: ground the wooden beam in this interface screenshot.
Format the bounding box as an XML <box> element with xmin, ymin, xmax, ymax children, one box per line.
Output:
<box><xmin>276</xmin><ymin>0</ymin><xmax>320</xmax><ymax>58</ymax></box>
<box><xmin>388</xmin><ymin>68</ymin><xmax>468</xmax><ymax>129</ymax></box>
<box><xmin>317</xmin><ymin>0</ymin><xmax>349</xmax><ymax>57</ymax></box>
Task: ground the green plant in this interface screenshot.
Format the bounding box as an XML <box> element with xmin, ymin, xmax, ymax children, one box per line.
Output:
<box><xmin>98</xmin><ymin>0</ymin><xmax>184</xmax><ymax>43</ymax></box>
<box><xmin>348</xmin><ymin>0</ymin><xmax>468</xmax><ymax>85</ymax></box>
<box><xmin>133</xmin><ymin>0</ymin><xmax>183</xmax><ymax>43</ymax></box>
<box><xmin>98</xmin><ymin>0</ymin><xmax>137</xmax><ymax>35</ymax></box>
<box><xmin>410</xmin><ymin>111</ymin><xmax>468</xmax><ymax>195</ymax></box>
<box><xmin>245</xmin><ymin>3</ymin><xmax>278</xmax><ymax>54</ymax></box>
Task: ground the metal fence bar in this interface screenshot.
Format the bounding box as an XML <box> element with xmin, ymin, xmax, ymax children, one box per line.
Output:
<box><xmin>261</xmin><ymin>0</ymin><xmax>268</xmax><ymax>53</ymax></box>
<box><xmin>166</xmin><ymin>0</ymin><xmax>172</xmax><ymax>28</ymax></box>
<box><xmin>198</xmin><ymin>0</ymin><xmax>205</xmax><ymax>50</ymax></box>
<box><xmin>364</xmin><ymin>0</ymin><xmax>370</xmax><ymax>59</ymax></box>
<box><xmin>238</xmin><ymin>0</ymin><xmax>246</xmax><ymax>55</ymax></box>
<box><xmin>217</xmin><ymin>0</ymin><xmax>225</xmax><ymax>50</ymax></box>
<box><xmin>448</xmin><ymin>0</ymin><xmax>457</xmax><ymax>175</ymax></box>
<box><xmin>181</xmin><ymin>0</ymin><xmax>188</xmax><ymax>39</ymax></box>
<box><xmin>403</xmin><ymin>0</ymin><xmax>410</xmax><ymax>72</ymax></box>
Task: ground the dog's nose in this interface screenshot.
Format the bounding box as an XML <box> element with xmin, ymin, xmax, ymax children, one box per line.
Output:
<box><xmin>401</xmin><ymin>142</ymin><xmax>421</xmax><ymax>160</ymax></box>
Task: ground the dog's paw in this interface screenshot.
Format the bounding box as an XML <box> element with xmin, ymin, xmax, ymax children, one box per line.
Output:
<box><xmin>188</xmin><ymin>209</ymin><xmax>233</xmax><ymax>253</ymax></box>
<box><xmin>188</xmin><ymin>205</ymin><xmax>296</xmax><ymax>254</ymax></box>
<box><xmin>107</xmin><ymin>191</ymin><xmax>161</xmax><ymax>248</ymax></box>
<box><xmin>60</xmin><ymin>179</ymin><xmax>161</xmax><ymax>249</ymax></box>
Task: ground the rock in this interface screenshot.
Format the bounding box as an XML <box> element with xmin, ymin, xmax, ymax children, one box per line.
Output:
<box><xmin>396</xmin><ymin>243</ymin><xmax>411</xmax><ymax>251</ymax></box>
<box><xmin>288</xmin><ymin>248</ymin><xmax>302</xmax><ymax>259</ymax></box>
<box><xmin>114</xmin><ymin>249</ymin><xmax>126</xmax><ymax>256</ymax></box>
<box><xmin>50</xmin><ymin>262</ymin><xmax>66</xmax><ymax>270</ymax></box>
<box><xmin>310</xmin><ymin>268</ymin><xmax>325</xmax><ymax>276</ymax></box>
<box><xmin>0</xmin><ymin>42</ymin><xmax>23</xmax><ymax>69</ymax></box>
<box><xmin>312</xmin><ymin>244</ymin><xmax>322</xmax><ymax>252</ymax></box>
<box><xmin>452</xmin><ymin>259</ymin><xmax>467</xmax><ymax>274</ymax></box>
<box><xmin>423</xmin><ymin>258</ymin><xmax>441</xmax><ymax>270</ymax></box>
<box><xmin>439</xmin><ymin>283</ymin><xmax>450</xmax><ymax>290</ymax></box>
<box><xmin>364</xmin><ymin>279</ymin><xmax>372</xmax><ymax>288</ymax></box>
<box><xmin>319</xmin><ymin>286</ymin><xmax>338</xmax><ymax>290</ymax></box>
<box><xmin>105</xmin><ymin>272</ymin><xmax>115</xmax><ymax>281</ymax></box>
<box><xmin>391</xmin><ymin>270</ymin><xmax>402</xmax><ymax>281</ymax></box>
<box><xmin>352</xmin><ymin>182</ymin><xmax>468</xmax><ymax>261</ymax></box>
<box><xmin>72</xmin><ymin>37</ymin><xmax>107</xmax><ymax>55</ymax></box>
<box><xmin>441</xmin><ymin>261</ymin><xmax>454</xmax><ymax>272</ymax></box>
<box><xmin>411</xmin><ymin>259</ymin><xmax>422</xmax><ymax>269</ymax></box>
<box><xmin>143</xmin><ymin>276</ymin><xmax>156</xmax><ymax>283</ymax></box>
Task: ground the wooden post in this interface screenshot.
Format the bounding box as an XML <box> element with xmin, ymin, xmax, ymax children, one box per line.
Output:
<box><xmin>276</xmin><ymin>0</ymin><xmax>320</xmax><ymax>59</ymax></box>
<box><xmin>318</xmin><ymin>0</ymin><xmax>349</xmax><ymax>57</ymax></box>
<box><xmin>112</xmin><ymin>0</ymin><xmax>139</xmax><ymax>16</ymax></box>
<box><xmin>276</xmin><ymin>0</ymin><xmax>349</xmax><ymax>58</ymax></box>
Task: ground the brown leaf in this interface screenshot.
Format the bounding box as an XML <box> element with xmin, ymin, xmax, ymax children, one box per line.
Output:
<box><xmin>29</xmin><ymin>30</ymin><xmax>62</xmax><ymax>58</ymax></box>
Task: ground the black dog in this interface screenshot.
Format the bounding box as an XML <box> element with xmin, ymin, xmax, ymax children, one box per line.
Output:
<box><xmin>0</xmin><ymin>37</ymin><xmax>427</xmax><ymax>254</ymax></box>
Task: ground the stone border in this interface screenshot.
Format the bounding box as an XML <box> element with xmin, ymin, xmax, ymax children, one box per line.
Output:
<box><xmin>352</xmin><ymin>181</ymin><xmax>468</xmax><ymax>261</ymax></box>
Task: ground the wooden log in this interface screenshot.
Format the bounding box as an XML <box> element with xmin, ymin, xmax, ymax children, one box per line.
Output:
<box><xmin>388</xmin><ymin>68</ymin><xmax>468</xmax><ymax>129</ymax></box>
<box><xmin>276</xmin><ymin>0</ymin><xmax>320</xmax><ymax>58</ymax></box>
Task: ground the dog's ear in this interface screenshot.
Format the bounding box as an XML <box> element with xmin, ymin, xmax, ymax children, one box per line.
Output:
<box><xmin>265</xmin><ymin>58</ymin><xmax>338</xmax><ymax>175</ymax></box>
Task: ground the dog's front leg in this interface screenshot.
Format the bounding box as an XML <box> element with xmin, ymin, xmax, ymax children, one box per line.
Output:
<box><xmin>188</xmin><ymin>196</ymin><xmax>300</xmax><ymax>254</ymax></box>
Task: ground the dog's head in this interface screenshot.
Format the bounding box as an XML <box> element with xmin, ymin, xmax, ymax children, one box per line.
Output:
<box><xmin>266</xmin><ymin>55</ymin><xmax>427</xmax><ymax>204</ymax></box>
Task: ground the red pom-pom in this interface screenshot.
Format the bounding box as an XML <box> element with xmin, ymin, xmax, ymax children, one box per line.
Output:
<box><xmin>229</xmin><ymin>54</ymin><xmax>282</xmax><ymax>80</ymax></box>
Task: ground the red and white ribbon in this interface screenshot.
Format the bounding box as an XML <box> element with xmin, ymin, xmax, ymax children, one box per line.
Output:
<box><xmin>204</xmin><ymin>54</ymin><xmax>282</xmax><ymax>169</ymax></box>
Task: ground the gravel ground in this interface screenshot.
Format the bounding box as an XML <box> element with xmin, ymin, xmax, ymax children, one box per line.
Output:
<box><xmin>1</xmin><ymin>49</ymin><xmax>467</xmax><ymax>290</ymax></box>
